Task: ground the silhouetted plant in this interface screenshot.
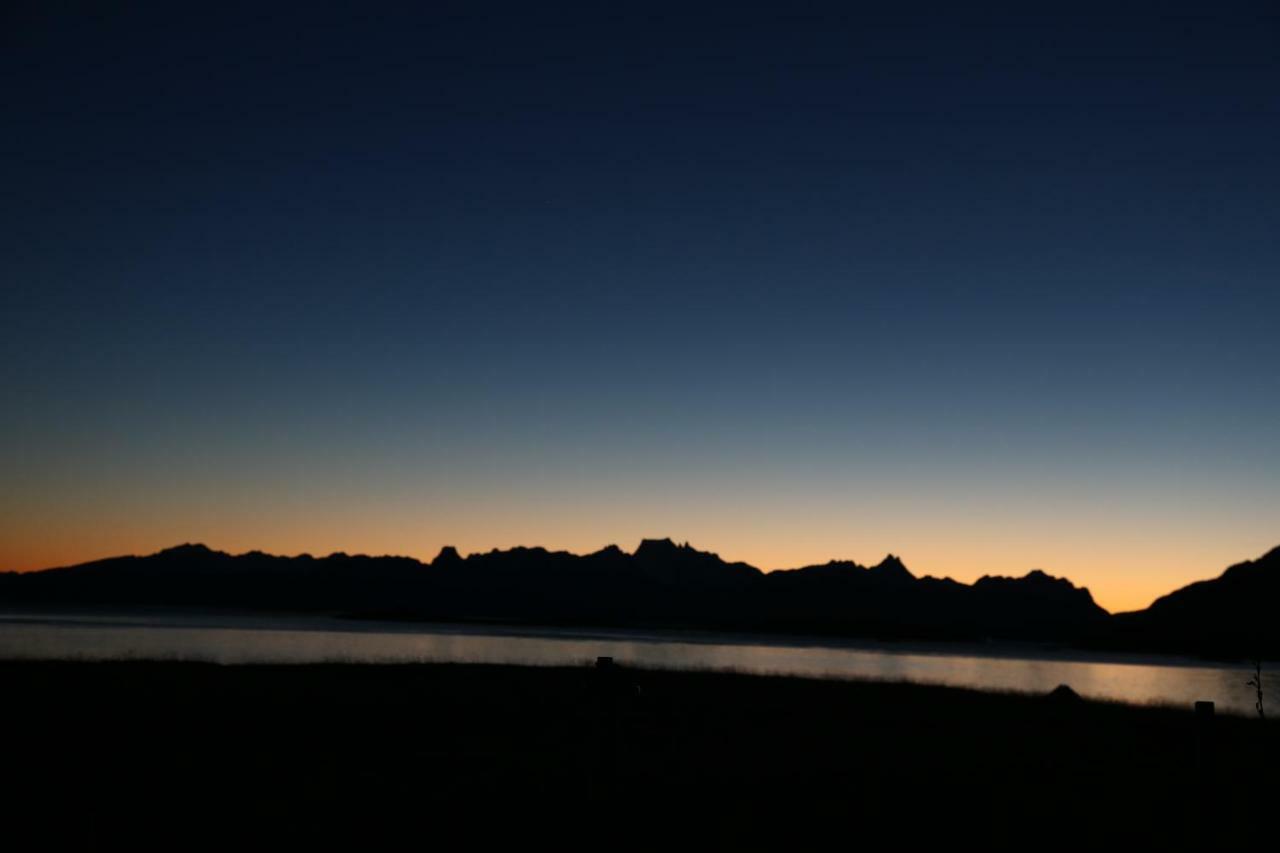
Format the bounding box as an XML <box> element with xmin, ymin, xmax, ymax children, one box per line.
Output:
<box><xmin>1245</xmin><ymin>659</ymin><xmax>1265</xmax><ymax>719</ymax></box>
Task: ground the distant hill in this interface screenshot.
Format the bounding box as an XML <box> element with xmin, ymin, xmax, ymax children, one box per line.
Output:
<box><xmin>2</xmin><ymin>539</ymin><xmax>1276</xmax><ymax>657</ymax></box>
<box><xmin>1111</xmin><ymin>545</ymin><xmax>1280</xmax><ymax>658</ymax></box>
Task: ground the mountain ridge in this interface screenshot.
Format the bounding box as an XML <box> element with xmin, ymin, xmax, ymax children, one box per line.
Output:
<box><xmin>2</xmin><ymin>540</ymin><xmax>1275</xmax><ymax>657</ymax></box>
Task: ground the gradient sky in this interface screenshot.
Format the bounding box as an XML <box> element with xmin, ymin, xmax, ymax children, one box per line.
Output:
<box><xmin>3</xmin><ymin>2</ymin><xmax>1278</xmax><ymax>612</ymax></box>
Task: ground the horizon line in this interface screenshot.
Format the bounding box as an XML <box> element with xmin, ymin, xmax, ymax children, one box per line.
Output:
<box><xmin>9</xmin><ymin>537</ymin><xmax>1274</xmax><ymax>617</ymax></box>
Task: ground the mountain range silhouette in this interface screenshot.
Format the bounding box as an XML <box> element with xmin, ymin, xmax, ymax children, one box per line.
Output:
<box><xmin>3</xmin><ymin>540</ymin><xmax>1277</xmax><ymax>657</ymax></box>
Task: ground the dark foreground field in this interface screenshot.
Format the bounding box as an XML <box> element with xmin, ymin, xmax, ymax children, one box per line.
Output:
<box><xmin>1</xmin><ymin>661</ymin><xmax>1275</xmax><ymax>848</ymax></box>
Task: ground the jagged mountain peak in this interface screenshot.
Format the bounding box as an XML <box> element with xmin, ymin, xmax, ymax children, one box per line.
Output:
<box><xmin>634</xmin><ymin>538</ymin><xmax>684</xmax><ymax>558</ymax></box>
<box><xmin>433</xmin><ymin>546</ymin><xmax>463</xmax><ymax>565</ymax></box>
<box><xmin>870</xmin><ymin>554</ymin><xmax>913</xmax><ymax>580</ymax></box>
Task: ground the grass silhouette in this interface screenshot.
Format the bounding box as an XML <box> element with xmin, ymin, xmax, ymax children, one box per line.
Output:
<box><xmin>1246</xmin><ymin>659</ymin><xmax>1265</xmax><ymax>718</ymax></box>
<box><xmin>1</xmin><ymin>659</ymin><xmax>1275</xmax><ymax>847</ymax></box>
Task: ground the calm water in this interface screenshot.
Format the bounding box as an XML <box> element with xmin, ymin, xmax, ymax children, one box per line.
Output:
<box><xmin>1</xmin><ymin>610</ymin><xmax>1275</xmax><ymax>716</ymax></box>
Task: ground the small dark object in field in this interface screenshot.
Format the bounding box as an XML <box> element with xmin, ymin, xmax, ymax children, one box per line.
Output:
<box><xmin>1046</xmin><ymin>684</ymin><xmax>1082</xmax><ymax>703</ymax></box>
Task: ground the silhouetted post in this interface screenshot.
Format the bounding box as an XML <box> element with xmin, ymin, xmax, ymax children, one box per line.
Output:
<box><xmin>594</xmin><ymin>656</ymin><xmax>619</xmax><ymax>793</ymax></box>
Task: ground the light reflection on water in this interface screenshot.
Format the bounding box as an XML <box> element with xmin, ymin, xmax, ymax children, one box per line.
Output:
<box><xmin>1</xmin><ymin>611</ymin><xmax>1275</xmax><ymax>717</ymax></box>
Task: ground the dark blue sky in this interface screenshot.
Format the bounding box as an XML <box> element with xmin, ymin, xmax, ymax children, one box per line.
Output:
<box><xmin>3</xmin><ymin>2</ymin><xmax>1278</xmax><ymax>608</ymax></box>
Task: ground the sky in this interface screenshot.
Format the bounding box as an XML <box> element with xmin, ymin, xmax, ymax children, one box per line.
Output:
<box><xmin>2</xmin><ymin>2</ymin><xmax>1278</xmax><ymax>612</ymax></box>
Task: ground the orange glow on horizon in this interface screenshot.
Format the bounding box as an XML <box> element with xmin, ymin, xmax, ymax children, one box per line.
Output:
<box><xmin>2</xmin><ymin>523</ymin><xmax>1270</xmax><ymax>615</ymax></box>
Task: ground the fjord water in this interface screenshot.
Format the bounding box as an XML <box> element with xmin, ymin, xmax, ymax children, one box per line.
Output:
<box><xmin>1</xmin><ymin>610</ymin><xmax>1274</xmax><ymax>716</ymax></box>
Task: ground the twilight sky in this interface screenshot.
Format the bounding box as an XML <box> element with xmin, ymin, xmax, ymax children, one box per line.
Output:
<box><xmin>3</xmin><ymin>2</ymin><xmax>1277</xmax><ymax>611</ymax></box>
